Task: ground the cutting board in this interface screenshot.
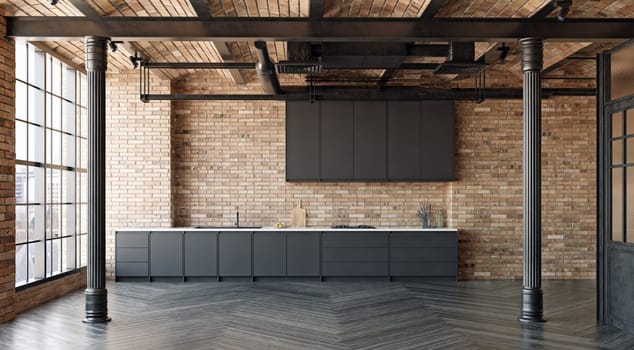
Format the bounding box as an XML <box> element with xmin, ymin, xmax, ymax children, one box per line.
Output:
<box><xmin>291</xmin><ymin>201</ymin><xmax>306</xmax><ymax>227</ymax></box>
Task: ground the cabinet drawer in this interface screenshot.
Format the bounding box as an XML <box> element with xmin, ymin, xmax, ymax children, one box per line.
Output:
<box><xmin>116</xmin><ymin>247</ymin><xmax>148</xmax><ymax>263</ymax></box>
<box><xmin>116</xmin><ymin>262</ymin><xmax>148</xmax><ymax>276</ymax></box>
<box><xmin>390</xmin><ymin>232</ymin><xmax>456</xmax><ymax>247</ymax></box>
<box><xmin>390</xmin><ymin>247</ymin><xmax>456</xmax><ymax>262</ymax></box>
<box><xmin>322</xmin><ymin>233</ymin><xmax>388</xmax><ymax>247</ymax></box>
<box><xmin>322</xmin><ymin>262</ymin><xmax>388</xmax><ymax>276</ymax></box>
<box><xmin>390</xmin><ymin>262</ymin><xmax>456</xmax><ymax>277</ymax></box>
<box><xmin>116</xmin><ymin>232</ymin><xmax>148</xmax><ymax>248</ymax></box>
<box><xmin>322</xmin><ymin>247</ymin><xmax>387</xmax><ymax>262</ymax></box>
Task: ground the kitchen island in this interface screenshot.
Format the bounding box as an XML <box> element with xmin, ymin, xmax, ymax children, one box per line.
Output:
<box><xmin>115</xmin><ymin>227</ymin><xmax>458</xmax><ymax>282</ymax></box>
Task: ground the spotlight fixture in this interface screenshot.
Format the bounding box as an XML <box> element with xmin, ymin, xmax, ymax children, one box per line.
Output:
<box><xmin>555</xmin><ymin>0</ymin><xmax>572</xmax><ymax>22</ymax></box>
<box><xmin>497</xmin><ymin>43</ymin><xmax>510</xmax><ymax>63</ymax></box>
<box><xmin>129</xmin><ymin>53</ymin><xmax>143</xmax><ymax>69</ymax></box>
<box><xmin>108</xmin><ymin>41</ymin><xmax>120</xmax><ymax>53</ymax></box>
<box><xmin>50</xmin><ymin>0</ymin><xmax>59</xmax><ymax>4</ymax></box>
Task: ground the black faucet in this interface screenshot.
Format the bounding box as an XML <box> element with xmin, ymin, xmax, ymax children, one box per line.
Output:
<box><xmin>235</xmin><ymin>211</ymin><xmax>240</xmax><ymax>227</ymax></box>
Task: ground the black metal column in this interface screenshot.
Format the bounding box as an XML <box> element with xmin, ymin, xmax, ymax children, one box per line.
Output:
<box><xmin>520</xmin><ymin>37</ymin><xmax>545</xmax><ymax>323</ymax></box>
<box><xmin>83</xmin><ymin>36</ymin><xmax>110</xmax><ymax>323</ymax></box>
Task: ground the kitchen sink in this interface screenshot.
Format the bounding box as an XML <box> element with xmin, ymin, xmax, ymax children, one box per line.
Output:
<box><xmin>193</xmin><ymin>226</ymin><xmax>261</xmax><ymax>229</ymax></box>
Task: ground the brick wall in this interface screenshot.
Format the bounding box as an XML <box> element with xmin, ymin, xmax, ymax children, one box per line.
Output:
<box><xmin>170</xmin><ymin>76</ymin><xmax>448</xmax><ymax>228</ymax></box>
<box><xmin>167</xmin><ymin>73</ymin><xmax>596</xmax><ymax>280</ymax></box>
<box><xmin>449</xmin><ymin>97</ymin><xmax>596</xmax><ymax>279</ymax></box>
<box><xmin>0</xmin><ymin>11</ymin><xmax>16</xmax><ymax>323</ymax></box>
<box><xmin>105</xmin><ymin>72</ymin><xmax>172</xmax><ymax>276</ymax></box>
<box><xmin>14</xmin><ymin>269</ymin><xmax>86</xmax><ymax>314</ymax></box>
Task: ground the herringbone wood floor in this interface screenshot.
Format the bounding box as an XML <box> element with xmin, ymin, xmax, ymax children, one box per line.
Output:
<box><xmin>1</xmin><ymin>280</ymin><xmax>632</xmax><ymax>349</ymax></box>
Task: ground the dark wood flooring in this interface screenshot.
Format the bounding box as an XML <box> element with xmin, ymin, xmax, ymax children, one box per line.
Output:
<box><xmin>1</xmin><ymin>279</ymin><xmax>633</xmax><ymax>349</ymax></box>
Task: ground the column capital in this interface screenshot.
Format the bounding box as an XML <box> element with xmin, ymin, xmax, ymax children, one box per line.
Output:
<box><xmin>84</xmin><ymin>36</ymin><xmax>108</xmax><ymax>72</ymax></box>
<box><xmin>520</xmin><ymin>37</ymin><xmax>543</xmax><ymax>73</ymax></box>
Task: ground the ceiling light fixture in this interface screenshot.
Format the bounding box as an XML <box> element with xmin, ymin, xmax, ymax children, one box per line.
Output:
<box><xmin>497</xmin><ymin>43</ymin><xmax>510</xmax><ymax>62</ymax></box>
<box><xmin>129</xmin><ymin>52</ymin><xmax>143</xmax><ymax>69</ymax></box>
<box><xmin>555</xmin><ymin>0</ymin><xmax>572</xmax><ymax>22</ymax></box>
<box><xmin>108</xmin><ymin>41</ymin><xmax>119</xmax><ymax>53</ymax></box>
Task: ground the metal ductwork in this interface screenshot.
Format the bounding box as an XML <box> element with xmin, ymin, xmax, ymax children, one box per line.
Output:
<box><xmin>254</xmin><ymin>41</ymin><xmax>282</xmax><ymax>94</ymax></box>
<box><xmin>434</xmin><ymin>41</ymin><xmax>487</xmax><ymax>75</ymax></box>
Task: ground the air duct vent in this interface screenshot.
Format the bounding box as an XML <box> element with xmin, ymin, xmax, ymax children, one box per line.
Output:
<box><xmin>276</xmin><ymin>61</ymin><xmax>322</xmax><ymax>74</ymax></box>
<box><xmin>434</xmin><ymin>62</ymin><xmax>487</xmax><ymax>75</ymax></box>
<box><xmin>433</xmin><ymin>41</ymin><xmax>487</xmax><ymax>75</ymax></box>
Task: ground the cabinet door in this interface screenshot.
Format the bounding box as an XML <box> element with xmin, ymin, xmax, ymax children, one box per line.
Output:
<box><xmin>387</xmin><ymin>101</ymin><xmax>421</xmax><ymax>180</ymax></box>
<box><xmin>354</xmin><ymin>101</ymin><xmax>387</xmax><ymax>180</ymax></box>
<box><xmin>286</xmin><ymin>101</ymin><xmax>320</xmax><ymax>181</ymax></box>
<box><xmin>218</xmin><ymin>232</ymin><xmax>252</xmax><ymax>276</ymax></box>
<box><xmin>150</xmin><ymin>231</ymin><xmax>183</xmax><ymax>277</ymax></box>
<box><xmin>287</xmin><ymin>232</ymin><xmax>320</xmax><ymax>276</ymax></box>
<box><xmin>253</xmin><ymin>232</ymin><xmax>286</xmax><ymax>276</ymax></box>
<box><xmin>184</xmin><ymin>231</ymin><xmax>217</xmax><ymax>277</ymax></box>
<box><xmin>421</xmin><ymin>101</ymin><xmax>455</xmax><ymax>180</ymax></box>
<box><xmin>321</xmin><ymin>101</ymin><xmax>354</xmax><ymax>180</ymax></box>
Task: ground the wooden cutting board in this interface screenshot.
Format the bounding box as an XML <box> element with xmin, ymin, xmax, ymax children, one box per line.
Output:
<box><xmin>291</xmin><ymin>201</ymin><xmax>306</xmax><ymax>227</ymax></box>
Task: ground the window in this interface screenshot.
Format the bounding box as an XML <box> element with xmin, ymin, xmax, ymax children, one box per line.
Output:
<box><xmin>610</xmin><ymin>109</ymin><xmax>634</xmax><ymax>244</ymax></box>
<box><xmin>15</xmin><ymin>41</ymin><xmax>88</xmax><ymax>287</ymax></box>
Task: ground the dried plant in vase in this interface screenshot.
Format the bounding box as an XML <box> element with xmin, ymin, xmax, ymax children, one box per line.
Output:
<box><xmin>416</xmin><ymin>203</ymin><xmax>433</xmax><ymax>228</ymax></box>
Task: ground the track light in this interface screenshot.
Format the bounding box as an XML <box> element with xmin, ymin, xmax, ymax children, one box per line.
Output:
<box><xmin>108</xmin><ymin>41</ymin><xmax>119</xmax><ymax>53</ymax></box>
<box><xmin>497</xmin><ymin>43</ymin><xmax>509</xmax><ymax>63</ymax></box>
<box><xmin>50</xmin><ymin>0</ymin><xmax>58</xmax><ymax>5</ymax></box>
<box><xmin>555</xmin><ymin>0</ymin><xmax>572</xmax><ymax>22</ymax></box>
<box><xmin>129</xmin><ymin>53</ymin><xmax>143</xmax><ymax>69</ymax></box>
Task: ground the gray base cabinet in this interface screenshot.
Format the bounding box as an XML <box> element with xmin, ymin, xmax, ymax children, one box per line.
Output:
<box><xmin>150</xmin><ymin>231</ymin><xmax>183</xmax><ymax>277</ymax></box>
<box><xmin>218</xmin><ymin>232</ymin><xmax>252</xmax><ymax>276</ymax></box>
<box><xmin>390</xmin><ymin>231</ymin><xmax>457</xmax><ymax>277</ymax></box>
<box><xmin>286</xmin><ymin>232</ymin><xmax>320</xmax><ymax>276</ymax></box>
<box><xmin>254</xmin><ymin>233</ymin><xmax>286</xmax><ymax>276</ymax></box>
<box><xmin>184</xmin><ymin>231</ymin><xmax>217</xmax><ymax>277</ymax></box>
<box><xmin>322</xmin><ymin>232</ymin><xmax>389</xmax><ymax>277</ymax></box>
<box><xmin>116</xmin><ymin>231</ymin><xmax>149</xmax><ymax>278</ymax></box>
<box><xmin>116</xmin><ymin>229</ymin><xmax>457</xmax><ymax>281</ymax></box>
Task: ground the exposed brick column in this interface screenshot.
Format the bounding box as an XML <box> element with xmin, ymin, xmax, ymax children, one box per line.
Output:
<box><xmin>0</xmin><ymin>11</ymin><xmax>16</xmax><ymax>324</ymax></box>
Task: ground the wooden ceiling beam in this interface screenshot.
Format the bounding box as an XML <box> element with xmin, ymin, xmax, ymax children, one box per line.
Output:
<box><xmin>309</xmin><ymin>0</ymin><xmax>325</xmax><ymax>20</ymax></box>
<box><xmin>188</xmin><ymin>0</ymin><xmax>246</xmax><ymax>84</ymax></box>
<box><xmin>8</xmin><ymin>17</ymin><xmax>634</xmax><ymax>41</ymax></box>
<box><xmin>531</xmin><ymin>1</ymin><xmax>558</xmax><ymax>19</ymax></box>
<box><xmin>420</xmin><ymin>0</ymin><xmax>449</xmax><ymax>18</ymax></box>
<box><xmin>189</xmin><ymin>0</ymin><xmax>211</xmax><ymax>19</ymax></box>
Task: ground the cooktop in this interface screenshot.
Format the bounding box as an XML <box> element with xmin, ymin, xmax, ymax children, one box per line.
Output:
<box><xmin>330</xmin><ymin>225</ymin><xmax>376</xmax><ymax>229</ymax></box>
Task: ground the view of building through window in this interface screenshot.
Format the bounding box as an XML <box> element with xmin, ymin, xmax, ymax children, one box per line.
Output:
<box><xmin>15</xmin><ymin>40</ymin><xmax>88</xmax><ymax>287</ymax></box>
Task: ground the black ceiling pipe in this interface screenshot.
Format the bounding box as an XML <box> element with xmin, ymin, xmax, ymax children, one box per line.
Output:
<box><xmin>254</xmin><ymin>41</ymin><xmax>282</xmax><ymax>95</ymax></box>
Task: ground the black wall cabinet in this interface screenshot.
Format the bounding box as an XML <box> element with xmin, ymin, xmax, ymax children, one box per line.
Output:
<box><xmin>321</xmin><ymin>102</ymin><xmax>354</xmax><ymax>180</ymax></box>
<box><xmin>286</xmin><ymin>101</ymin><xmax>320</xmax><ymax>181</ymax></box>
<box><xmin>286</xmin><ymin>100</ymin><xmax>454</xmax><ymax>182</ymax></box>
<box><xmin>420</xmin><ymin>101</ymin><xmax>455</xmax><ymax>180</ymax></box>
<box><xmin>354</xmin><ymin>101</ymin><xmax>387</xmax><ymax>180</ymax></box>
<box><xmin>387</xmin><ymin>101</ymin><xmax>421</xmax><ymax>180</ymax></box>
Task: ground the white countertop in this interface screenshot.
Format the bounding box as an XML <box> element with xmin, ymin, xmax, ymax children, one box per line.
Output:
<box><xmin>116</xmin><ymin>227</ymin><xmax>457</xmax><ymax>232</ymax></box>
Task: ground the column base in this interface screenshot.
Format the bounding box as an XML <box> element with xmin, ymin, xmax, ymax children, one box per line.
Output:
<box><xmin>83</xmin><ymin>288</ymin><xmax>111</xmax><ymax>323</ymax></box>
<box><xmin>519</xmin><ymin>287</ymin><xmax>545</xmax><ymax>323</ymax></box>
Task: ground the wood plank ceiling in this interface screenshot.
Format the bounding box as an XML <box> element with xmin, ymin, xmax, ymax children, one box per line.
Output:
<box><xmin>0</xmin><ymin>0</ymin><xmax>631</xmax><ymax>88</ymax></box>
